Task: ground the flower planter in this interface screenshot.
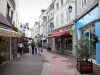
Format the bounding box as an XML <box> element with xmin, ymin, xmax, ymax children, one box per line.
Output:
<box><xmin>77</xmin><ymin>58</ymin><xmax>93</xmax><ymax>74</ymax></box>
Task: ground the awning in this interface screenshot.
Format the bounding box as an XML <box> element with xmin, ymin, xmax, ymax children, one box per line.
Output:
<box><xmin>0</xmin><ymin>28</ymin><xmax>22</xmax><ymax>37</ymax></box>
<box><xmin>47</xmin><ymin>30</ymin><xmax>73</xmax><ymax>38</ymax></box>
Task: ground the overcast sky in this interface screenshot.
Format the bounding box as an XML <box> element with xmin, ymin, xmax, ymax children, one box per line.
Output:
<box><xmin>19</xmin><ymin>0</ymin><xmax>51</xmax><ymax>28</ymax></box>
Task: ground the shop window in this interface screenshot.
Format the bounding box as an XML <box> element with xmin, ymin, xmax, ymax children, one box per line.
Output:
<box><xmin>83</xmin><ymin>27</ymin><xmax>96</xmax><ymax>59</ymax></box>
<box><xmin>0</xmin><ymin>37</ymin><xmax>10</xmax><ymax>64</ymax></box>
<box><xmin>55</xmin><ymin>38</ymin><xmax>61</xmax><ymax>51</ymax></box>
<box><xmin>65</xmin><ymin>38</ymin><xmax>72</xmax><ymax>50</ymax></box>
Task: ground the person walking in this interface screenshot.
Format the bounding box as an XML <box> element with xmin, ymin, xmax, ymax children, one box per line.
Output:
<box><xmin>38</xmin><ymin>41</ymin><xmax>42</xmax><ymax>55</ymax></box>
<box><xmin>18</xmin><ymin>41</ymin><xmax>23</xmax><ymax>56</ymax></box>
<box><xmin>31</xmin><ymin>40</ymin><xmax>35</xmax><ymax>54</ymax></box>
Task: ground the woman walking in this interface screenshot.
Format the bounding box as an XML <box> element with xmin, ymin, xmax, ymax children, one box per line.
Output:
<box><xmin>18</xmin><ymin>41</ymin><xmax>23</xmax><ymax>56</ymax></box>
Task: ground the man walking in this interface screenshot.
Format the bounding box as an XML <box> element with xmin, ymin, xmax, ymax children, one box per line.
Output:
<box><xmin>31</xmin><ymin>40</ymin><xmax>35</xmax><ymax>54</ymax></box>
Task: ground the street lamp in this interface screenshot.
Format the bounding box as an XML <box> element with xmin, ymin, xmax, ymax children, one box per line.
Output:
<box><xmin>67</xmin><ymin>0</ymin><xmax>75</xmax><ymax>13</ymax></box>
<box><xmin>68</xmin><ymin>5</ymin><xmax>72</xmax><ymax>13</ymax></box>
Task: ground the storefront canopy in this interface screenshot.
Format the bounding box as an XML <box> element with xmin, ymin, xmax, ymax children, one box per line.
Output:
<box><xmin>47</xmin><ymin>30</ymin><xmax>73</xmax><ymax>38</ymax></box>
<box><xmin>0</xmin><ymin>28</ymin><xmax>22</xmax><ymax>37</ymax></box>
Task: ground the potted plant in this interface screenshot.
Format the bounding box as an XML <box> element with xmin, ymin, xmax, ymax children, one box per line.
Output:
<box><xmin>76</xmin><ymin>37</ymin><xmax>94</xmax><ymax>74</ymax></box>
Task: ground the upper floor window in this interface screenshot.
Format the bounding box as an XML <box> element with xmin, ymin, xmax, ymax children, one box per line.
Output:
<box><xmin>7</xmin><ymin>3</ymin><xmax>10</xmax><ymax>15</ymax></box>
<box><xmin>81</xmin><ymin>0</ymin><xmax>87</xmax><ymax>8</ymax></box>
<box><xmin>56</xmin><ymin>2</ymin><xmax>59</xmax><ymax>10</ymax></box>
<box><xmin>48</xmin><ymin>16</ymin><xmax>50</xmax><ymax>22</ymax></box>
<box><xmin>20</xmin><ymin>25</ymin><xmax>22</xmax><ymax>28</ymax></box>
<box><xmin>66</xmin><ymin>0</ymin><xmax>69</xmax><ymax>3</ymax></box>
<box><xmin>61</xmin><ymin>13</ymin><xmax>64</xmax><ymax>24</ymax></box>
<box><xmin>11</xmin><ymin>11</ymin><xmax>13</xmax><ymax>19</ymax></box>
<box><xmin>56</xmin><ymin>15</ymin><xmax>59</xmax><ymax>26</ymax></box>
<box><xmin>51</xmin><ymin>13</ymin><xmax>52</xmax><ymax>19</ymax></box>
<box><xmin>61</xmin><ymin>0</ymin><xmax>63</xmax><ymax>6</ymax></box>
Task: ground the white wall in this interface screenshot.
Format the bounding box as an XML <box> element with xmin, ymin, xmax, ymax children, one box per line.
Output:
<box><xmin>25</xmin><ymin>29</ymin><xmax>32</xmax><ymax>38</ymax></box>
<box><xmin>76</xmin><ymin>0</ymin><xmax>97</xmax><ymax>18</ymax></box>
<box><xmin>46</xmin><ymin>2</ymin><xmax>54</xmax><ymax>35</ymax></box>
<box><xmin>0</xmin><ymin>0</ymin><xmax>20</xmax><ymax>27</ymax></box>
<box><xmin>0</xmin><ymin>0</ymin><xmax>7</xmax><ymax>17</ymax></box>
<box><xmin>54</xmin><ymin>0</ymin><xmax>75</xmax><ymax>29</ymax></box>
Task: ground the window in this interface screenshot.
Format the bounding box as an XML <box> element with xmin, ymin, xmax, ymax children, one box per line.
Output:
<box><xmin>51</xmin><ymin>13</ymin><xmax>52</xmax><ymax>18</ymax></box>
<box><xmin>48</xmin><ymin>16</ymin><xmax>49</xmax><ymax>21</ymax></box>
<box><xmin>61</xmin><ymin>13</ymin><xmax>64</xmax><ymax>24</ymax></box>
<box><xmin>9</xmin><ymin>8</ymin><xmax>12</xmax><ymax>17</ymax></box>
<box><xmin>81</xmin><ymin>0</ymin><xmax>87</xmax><ymax>8</ymax></box>
<box><xmin>7</xmin><ymin>3</ymin><xmax>10</xmax><ymax>15</ymax></box>
<box><xmin>11</xmin><ymin>11</ymin><xmax>13</xmax><ymax>19</ymax></box>
<box><xmin>56</xmin><ymin>2</ymin><xmax>59</xmax><ymax>10</ymax></box>
<box><xmin>61</xmin><ymin>0</ymin><xmax>63</xmax><ymax>6</ymax></box>
<box><xmin>56</xmin><ymin>16</ymin><xmax>58</xmax><ymax>26</ymax></box>
<box><xmin>66</xmin><ymin>0</ymin><xmax>69</xmax><ymax>3</ymax></box>
<box><xmin>20</xmin><ymin>25</ymin><xmax>22</xmax><ymax>28</ymax></box>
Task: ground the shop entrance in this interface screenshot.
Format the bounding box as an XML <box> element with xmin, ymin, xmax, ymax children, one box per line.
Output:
<box><xmin>64</xmin><ymin>34</ymin><xmax>72</xmax><ymax>54</ymax></box>
<box><xmin>0</xmin><ymin>36</ymin><xmax>10</xmax><ymax>65</ymax></box>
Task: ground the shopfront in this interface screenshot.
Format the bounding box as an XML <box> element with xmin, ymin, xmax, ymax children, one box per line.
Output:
<box><xmin>0</xmin><ymin>36</ymin><xmax>10</xmax><ymax>64</ymax></box>
<box><xmin>76</xmin><ymin>6</ymin><xmax>100</xmax><ymax>64</ymax></box>
<box><xmin>48</xmin><ymin>25</ymin><xmax>74</xmax><ymax>55</ymax></box>
<box><xmin>0</xmin><ymin>27</ymin><xmax>22</xmax><ymax>65</ymax></box>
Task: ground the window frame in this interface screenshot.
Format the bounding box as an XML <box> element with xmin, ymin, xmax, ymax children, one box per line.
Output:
<box><xmin>81</xmin><ymin>0</ymin><xmax>87</xmax><ymax>9</ymax></box>
<box><xmin>56</xmin><ymin>2</ymin><xmax>59</xmax><ymax>11</ymax></box>
<box><xmin>61</xmin><ymin>0</ymin><xmax>63</xmax><ymax>6</ymax></box>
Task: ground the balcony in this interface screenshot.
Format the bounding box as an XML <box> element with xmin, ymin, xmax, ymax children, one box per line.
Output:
<box><xmin>9</xmin><ymin>0</ymin><xmax>15</xmax><ymax>10</ymax></box>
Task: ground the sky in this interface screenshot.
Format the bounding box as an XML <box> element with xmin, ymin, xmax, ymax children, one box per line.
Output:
<box><xmin>19</xmin><ymin>0</ymin><xmax>51</xmax><ymax>28</ymax></box>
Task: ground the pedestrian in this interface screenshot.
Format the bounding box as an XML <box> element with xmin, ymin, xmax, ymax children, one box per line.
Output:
<box><xmin>38</xmin><ymin>41</ymin><xmax>42</xmax><ymax>54</ymax></box>
<box><xmin>31</xmin><ymin>40</ymin><xmax>35</xmax><ymax>54</ymax></box>
<box><xmin>18</xmin><ymin>41</ymin><xmax>23</xmax><ymax>56</ymax></box>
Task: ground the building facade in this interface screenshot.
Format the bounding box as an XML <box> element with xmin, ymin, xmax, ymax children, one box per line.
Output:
<box><xmin>75</xmin><ymin>0</ymin><xmax>100</xmax><ymax>65</ymax></box>
<box><xmin>46</xmin><ymin>1</ymin><xmax>55</xmax><ymax>50</ymax></box>
<box><xmin>0</xmin><ymin>0</ymin><xmax>21</xmax><ymax>65</ymax></box>
<box><xmin>39</xmin><ymin>10</ymin><xmax>47</xmax><ymax>48</ymax></box>
<box><xmin>32</xmin><ymin>21</ymin><xmax>40</xmax><ymax>44</ymax></box>
<box><xmin>47</xmin><ymin>0</ymin><xmax>76</xmax><ymax>55</ymax></box>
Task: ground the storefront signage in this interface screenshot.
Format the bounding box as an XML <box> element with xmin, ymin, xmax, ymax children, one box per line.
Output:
<box><xmin>70</xmin><ymin>31</ymin><xmax>73</xmax><ymax>35</ymax></box>
<box><xmin>50</xmin><ymin>23</ymin><xmax>54</xmax><ymax>28</ymax></box>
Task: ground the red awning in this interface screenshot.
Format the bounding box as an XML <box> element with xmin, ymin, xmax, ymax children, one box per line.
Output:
<box><xmin>47</xmin><ymin>30</ymin><xmax>70</xmax><ymax>38</ymax></box>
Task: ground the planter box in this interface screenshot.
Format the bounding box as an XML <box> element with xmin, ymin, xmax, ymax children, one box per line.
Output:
<box><xmin>77</xmin><ymin>58</ymin><xmax>93</xmax><ymax>74</ymax></box>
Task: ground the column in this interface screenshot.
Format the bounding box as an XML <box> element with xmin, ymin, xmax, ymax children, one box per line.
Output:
<box><xmin>72</xmin><ymin>25</ymin><xmax>76</xmax><ymax>56</ymax></box>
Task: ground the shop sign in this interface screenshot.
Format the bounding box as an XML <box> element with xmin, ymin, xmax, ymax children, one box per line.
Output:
<box><xmin>70</xmin><ymin>31</ymin><xmax>73</xmax><ymax>35</ymax></box>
